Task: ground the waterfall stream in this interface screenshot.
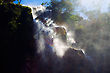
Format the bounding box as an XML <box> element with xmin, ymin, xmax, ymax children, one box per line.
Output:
<box><xmin>31</xmin><ymin>5</ymin><xmax>85</xmax><ymax>57</ymax></box>
<box><xmin>21</xmin><ymin>5</ymin><xmax>95</xmax><ymax>73</ymax></box>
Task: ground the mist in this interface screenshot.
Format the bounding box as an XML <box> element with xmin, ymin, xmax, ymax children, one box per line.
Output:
<box><xmin>33</xmin><ymin>0</ymin><xmax>110</xmax><ymax>73</ymax></box>
<box><xmin>68</xmin><ymin>0</ymin><xmax>110</xmax><ymax>73</ymax></box>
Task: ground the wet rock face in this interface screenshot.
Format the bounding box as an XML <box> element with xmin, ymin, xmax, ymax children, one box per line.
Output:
<box><xmin>23</xmin><ymin>48</ymin><xmax>94</xmax><ymax>73</ymax></box>
<box><xmin>54</xmin><ymin>27</ymin><xmax>67</xmax><ymax>42</ymax></box>
<box><xmin>62</xmin><ymin>48</ymin><xmax>94</xmax><ymax>73</ymax></box>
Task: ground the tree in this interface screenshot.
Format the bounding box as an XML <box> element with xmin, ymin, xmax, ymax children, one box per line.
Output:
<box><xmin>18</xmin><ymin>0</ymin><xmax>22</xmax><ymax>4</ymax></box>
<box><xmin>0</xmin><ymin>0</ymin><xmax>16</xmax><ymax>3</ymax></box>
<box><xmin>46</xmin><ymin>0</ymin><xmax>82</xmax><ymax>24</ymax></box>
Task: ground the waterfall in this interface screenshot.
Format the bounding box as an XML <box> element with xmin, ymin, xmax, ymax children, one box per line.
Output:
<box><xmin>31</xmin><ymin>5</ymin><xmax>84</xmax><ymax>57</ymax></box>
<box><xmin>21</xmin><ymin>5</ymin><xmax>95</xmax><ymax>73</ymax></box>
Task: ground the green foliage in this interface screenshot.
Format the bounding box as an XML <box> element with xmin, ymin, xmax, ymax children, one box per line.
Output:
<box><xmin>0</xmin><ymin>0</ymin><xmax>16</xmax><ymax>3</ymax></box>
<box><xmin>0</xmin><ymin>3</ymin><xmax>32</xmax><ymax>32</ymax></box>
<box><xmin>47</xmin><ymin>0</ymin><xmax>81</xmax><ymax>24</ymax></box>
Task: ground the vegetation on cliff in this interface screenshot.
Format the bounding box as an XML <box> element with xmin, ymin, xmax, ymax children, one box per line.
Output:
<box><xmin>1</xmin><ymin>3</ymin><xmax>34</xmax><ymax>73</ymax></box>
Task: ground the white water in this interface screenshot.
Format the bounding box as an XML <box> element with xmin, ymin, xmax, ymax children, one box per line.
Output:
<box><xmin>31</xmin><ymin>5</ymin><xmax>86</xmax><ymax>58</ymax></box>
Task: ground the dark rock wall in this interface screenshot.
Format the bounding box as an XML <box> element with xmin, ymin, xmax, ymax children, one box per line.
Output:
<box><xmin>0</xmin><ymin>3</ymin><xmax>35</xmax><ymax>73</ymax></box>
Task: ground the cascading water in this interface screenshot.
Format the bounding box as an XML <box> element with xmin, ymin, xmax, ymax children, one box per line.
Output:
<box><xmin>31</xmin><ymin>5</ymin><xmax>85</xmax><ymax>57</ymax></box>
<box><xmin>25</xmin><ymin>5</ymin><xmax>95</xmax><ymax>73</ymax></box>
